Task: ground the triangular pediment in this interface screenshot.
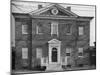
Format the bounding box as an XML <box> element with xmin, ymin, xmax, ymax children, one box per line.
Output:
<box><xmin>29</xmin><ymin>4</ymin><xmax>78</xmax><ymax>17</ymax></box>
<box><xmin>48</xmin><ymin>39</ymin><xmax>61</xmax><ymax>44</ymax></box>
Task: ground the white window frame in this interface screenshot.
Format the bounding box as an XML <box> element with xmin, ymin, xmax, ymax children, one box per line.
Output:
<box><xmin>22</xmin><ymin>48</ymin><xmax>28</xmax><ymax>59</ymax></box>
<box><xmin>66</xmin><ymin>48</ymin><xmax>71</xmax><ymax>56</ymax></box>
<box><xmin>78</xmin><ymin>48</ymin><xmax>83</xmax><ymax>57</ymax></box>
<box><xmin>79</xmin><ymin>26</ymin><xmax>84</xmax><ymax>35</ymax></box>
<box><xmin>36</xmin><ymin>48</ymin><xmax>42</xmax><ymax>58</ymax></box>
<box><xmin>36</xmin><ymin>25</ymin><xmax>43</xmax><ymax>34</ymax></box>
<box><xmin>22</xmin><ymin>25</ymin><xmax>28</xmax><ymax>34</ymax></box>
<box><xmin>51</xmin><ymin>22</ymin><xmax>58</xmax><ymax>36</ymax></box>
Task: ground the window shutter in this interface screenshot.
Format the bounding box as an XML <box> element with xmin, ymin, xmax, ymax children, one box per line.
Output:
<box><xmin>36</xmin><ymin>48</ymin><xmax>42</xmax><ymax>58</ymax></box>
<box><xmin>79</xmin><ymin>27</ymin><xmax>84</xmax><ymax>35</ymax></box>
<box><xmin>22</xmin><ymin>48</ymin><xmax>28</xmax><ymax>59</ymax></box>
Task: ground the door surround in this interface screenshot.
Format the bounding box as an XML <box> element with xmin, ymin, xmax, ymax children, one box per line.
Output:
<box><xmin>48</xmin><ymin>39</ymin><xmax>61</xmax><ymax>64</ymax></box>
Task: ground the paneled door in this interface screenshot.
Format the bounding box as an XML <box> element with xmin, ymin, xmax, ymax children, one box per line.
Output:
<box><xmin>52</xmin><ymin>48</ymin><xmax>58</xmax><ymax>62</ymax></box>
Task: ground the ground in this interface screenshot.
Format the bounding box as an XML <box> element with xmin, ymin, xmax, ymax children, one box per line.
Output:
<box><xmin>12</xmin><ymin>65</ymin><xmax>96</xmax><ymax>75</ymax></box>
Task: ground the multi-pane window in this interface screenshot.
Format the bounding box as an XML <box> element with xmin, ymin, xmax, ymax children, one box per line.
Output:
<box><xmin>78</xmin><ymin>48</ymin><xmax>83</xmax><ymax>57</ymax></box>
<box><xmin>36</xmin><ymin>48</ymin><xmax>42</xmax><ymax>58</ymax></box>
<box><xmin>36</xmin><ymin>23</ymin><xmax>43</xmax><ymax>34</ymax></box>
<box><xmin>22</xmin><ymin>25</ymin><xmax>28</xmax><ymax>34</ymax></box>
<box><xmin>66</xmin><ymin>48</ymin><xmax>71</xmax><ymax>56</ymax></box>
<box><xmin>51</xmin><ymin>22</ymin><xmax>58</xmax><ymax>35</ymax></box>
<box><xmin>22</xmin><ymin>48</ymin><xmax>28</xmax><ymax>59</ymax></box>
<box><xmin>79</xmin><ymin>26</ymin><xmax>84</xmax><ymax>35</ymax></box>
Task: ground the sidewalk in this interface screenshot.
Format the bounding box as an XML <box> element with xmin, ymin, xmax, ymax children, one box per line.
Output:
<box><xmin>12</xmin><ymin>66</ymin><xmax>96</xmax><ymax>74</ymax></box>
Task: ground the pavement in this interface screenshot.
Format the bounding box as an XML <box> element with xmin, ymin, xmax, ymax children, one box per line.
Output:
<box><xmin>12</xmin><ymin>66</ymin><xmax>96</xmax><ymax>75</ymax></box>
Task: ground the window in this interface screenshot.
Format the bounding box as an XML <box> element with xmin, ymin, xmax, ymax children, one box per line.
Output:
<box><xmin>66</xmin><ymin>48</ymin><xmax>71</xmax><ymax>56</ymax></box>
<box><xmin>36</xmin><ymin>48</ymin><xmax>42</xmax><ymax>58</ymax></box>
<box><xmin>66</xmin><ymin>24</ymin><xmax>71</xmax><ymax>34</ymax></box>
<box><xmin>22</xmin><ymin>48</ymin><xmax>28</xmax><ymax>59</ymax></box>
<box><xmin>51</xmin><ymin>22</ymin><xmax>58</xmax><ymax>35</ymax></box>
<box><xmin>36</xmin><ymin>23</ymin><xmax>43</xmax><ymax>34</ymax></box>
<box><xmin>79</xmin><ymin>26</ymin><xmax>84</xmax><ymax>35</ymax></box>
<box><xmin>78</xmin><ymin>48</ymin><xmax>83</xmax><ymax>57</ymax></box>
<box><xmin>22</xmin><ymin>25</ymin><xmax>28</xmax><ymax>34</ymax></box>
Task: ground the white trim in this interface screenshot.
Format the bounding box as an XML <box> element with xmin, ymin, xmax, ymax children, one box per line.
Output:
<box><xmin>22</xmin><ymin>25</ymin><xmax>28</xmax><ymax>34</ymax></box>
<box><xmin>51</xmin><ymin>22</ymin><xmax>58</xmax><ymax>36</ymax></box>
<box><xmin>79</xmin><ymin>26</ymin><xmax>84</xmax><ymax>35</ymax></box>
<box><xmin>48</xmin><ymin>39</ymin><xmax>61</xmax><ymax>64</ymax></box>
<box><xmin>30</xmin><ymin>4</ymin><xmax>78</xmax><ymax>17</ymax></box>
<box><xmin>51</xmin><ymin>8</ymin><xmax>59</xmax><ymax>15</ymax></box>
<box><xmin>36</xmin><ymin>25</ymin><xmax>43</xmax><ymax>34</ymax></box>
<box><xmin>36</xmin><ymin>25</ymin><xmax>38</xmax><ymax>34</ymax></box>
<box><xmin>78</xmin><ymin>48</ymin><xmax>84</xmax><ymax>57</ymax></box>
<box><xmin>22</xmin><ymin>48</ymin><xmax>28</xmax><ymax>59</ymax></box>
<box><xmin>36</xmin><ymin>48</ymin><xmax>42</xmax><ymax>58</ymax></box>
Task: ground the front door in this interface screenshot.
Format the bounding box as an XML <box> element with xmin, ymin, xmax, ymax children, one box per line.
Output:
<box><xmin>48</xmin><ymin>39</ymin><xmax>61</xmax><ymax>64</ymax></box>
<box><xmin>52</xmin><ymin>48</ymin><xmax>57</xmax><ymax>62</ymax></box>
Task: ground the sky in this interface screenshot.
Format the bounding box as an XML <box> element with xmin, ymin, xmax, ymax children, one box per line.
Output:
<box><xmin>11</xmin><ymin>0</ymin><xmax>96</xmax><ymax>46</ymax></box>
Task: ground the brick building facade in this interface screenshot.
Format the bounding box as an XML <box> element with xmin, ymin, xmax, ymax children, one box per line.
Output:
<box><xmin>12</xmin><ymin>3</ymin><xmax>93</xmax><ymax>71</ymax></box>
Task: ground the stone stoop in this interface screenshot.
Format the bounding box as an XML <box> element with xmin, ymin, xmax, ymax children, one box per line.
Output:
<box><xmin>46</xmin><ymin>64</ymin><xmax>63</xmax><ymax>71</ymax></box>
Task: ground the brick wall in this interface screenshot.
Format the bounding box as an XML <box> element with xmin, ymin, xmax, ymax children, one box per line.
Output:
<box><xmin>14</xmin><ymin>14</ymin><xmax>90</xmax><ymax>69</ymax></box>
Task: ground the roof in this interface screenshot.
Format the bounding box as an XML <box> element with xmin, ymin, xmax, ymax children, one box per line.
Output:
<box><xmin>29</xmin><ymin>3</ymin><xmax>78</xmax><ymax>17</ymax></box>
<box><xmin>11</xmin><ymin>1</ymin><xmax>95</xmax><ymax>18</ymax></box>
<box><xmin>11</xmin><ymin>1</ymin><xmax>50</xmax><ymax>13</ymax></box>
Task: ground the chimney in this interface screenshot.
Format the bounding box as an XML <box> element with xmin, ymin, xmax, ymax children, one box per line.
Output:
<box><xmin>38</xmin><ymin>5</ymin><xmax>43</xmax><ymax>9</ymax></box>
<box><xmin>66</xmin><ymin>7</ymin><xmax>71</xmax><ymax>11</ymax></box>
